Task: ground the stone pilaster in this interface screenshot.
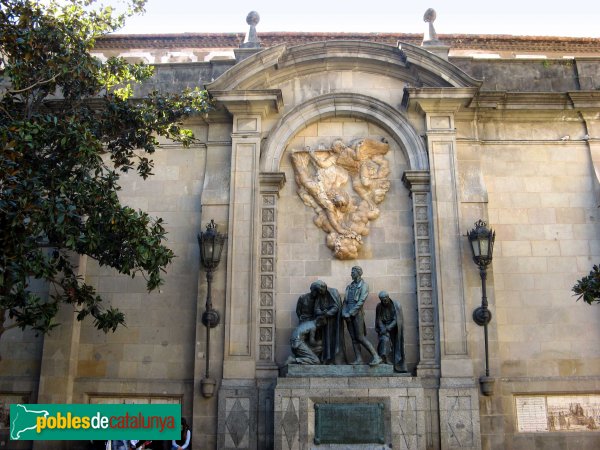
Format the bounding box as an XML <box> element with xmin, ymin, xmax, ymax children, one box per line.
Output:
<box><xmin>193</xmin><ymin>130</ymin><xmax>231</xmax><ymax>450</ymax></box>
<box><xmin>253</xmin><ymin>172</ymin><xmax>285</xmax><ymax>450</ymax></box>
<box><xmin>223</xmin><ymin>115</ymin><xmax>262</xmax><ymax>377</ymax></box>
<box><xmin>215</xmin><ymin>114</ymin><xmax>262</xmax><ymax>449</ymax></box>
<box><xmin>407</xmin><ymin>89</ymin><xmax>482</xmax><ymax>450</ymax></box>
<box><xmin>409</xmin><ymin>92</ymin><xmax>476</xmax><ymax>378</ymax></box>
<box><xmin>577</xmin><ymin>109</ymin><xmax>600</xmax><ymax>207</ymax></box>
<box><xmin>402</xmin><ymin>171</ymin><xmax>439</xmax><ymax>378</ymax></box>
<box><xmin>209</xmin><ymin>90</ymin><xmax>282</xmax><ymax>380</ymax></box>
<box><xmin>33</xmin><ymin>256</ymin><xmax>85</xmax><ymax>450</ymax></box>
<box><xmin>257</xmin><ymin>172</ymin><xmax>286</xmax><ymax>378</ymax></box>
<box><xmin>210</xmin><ymin>90</ymin><xmax>283</xmax><ymax>450</ymax></box>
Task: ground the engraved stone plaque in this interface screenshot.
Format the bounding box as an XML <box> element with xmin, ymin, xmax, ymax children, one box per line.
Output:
<box><xmin>516</xmin><ymin>394</ymin><xmax>600</xmax><ymax>433</ymax></box>
<box><xmin>314</xmin><ymin>403</ymin><xmax>385</xmax><ymax>444</ymax></box>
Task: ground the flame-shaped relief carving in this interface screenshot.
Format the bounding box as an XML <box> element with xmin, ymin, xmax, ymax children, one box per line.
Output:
<box><xmin>290</xmin><ymin>138</ymin><xmax>391</xmax><ymax>259</ymax></box>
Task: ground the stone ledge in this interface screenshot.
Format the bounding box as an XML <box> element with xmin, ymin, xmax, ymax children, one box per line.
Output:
<box><xmin>283</xmin><ymin>364</ymin><xmax>412</xmax><ymax>378</ymax></box>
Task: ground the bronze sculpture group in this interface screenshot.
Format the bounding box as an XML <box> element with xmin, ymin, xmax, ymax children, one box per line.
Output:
<box><xmin>285</xmin><ymin>266</ymin><xmax>407</xmax><ymax>372</ymax></box>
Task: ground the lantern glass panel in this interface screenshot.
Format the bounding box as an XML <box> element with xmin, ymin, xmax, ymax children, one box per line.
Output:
<box><xmin>480</xmin><ymin>238</ymin><xmax>489</xmax><ymax>257</ymax></box>
<box><xmin>470</xmin><ymin>239</ymin><xmax>480</xmax><ymax>257</ymax></box>
<box><xmin>207</xmin><ymin>241</ymin><xmax>215</xmax><ymax>262</ymax></box>
<box><xmin>213</xmin><ymin>239</ymin><xmax>223</xmax><ymax>264</ymax></box>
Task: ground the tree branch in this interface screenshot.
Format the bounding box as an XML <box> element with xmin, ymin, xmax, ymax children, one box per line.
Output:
<box><xmin>7</xmin><ymin>73</ymin><xmax>60</xmax><ymax>95</ymax></box>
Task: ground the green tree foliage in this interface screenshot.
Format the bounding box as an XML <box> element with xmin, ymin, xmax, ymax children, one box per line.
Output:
<box><xmin>0</xmin><ymin>0</ymin><xmax>211</xmax><ymax>340</ymax></box>
<box><xmin>572</xmin><ymin>265</ymin><xmax>600</xmax><ymax>305</ymax></box>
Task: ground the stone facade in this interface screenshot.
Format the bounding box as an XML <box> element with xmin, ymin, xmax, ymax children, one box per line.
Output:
<box><xmin>2</xmin><ymin>28</ymin><xmax>600</xmax><ymax>450</ymax></box>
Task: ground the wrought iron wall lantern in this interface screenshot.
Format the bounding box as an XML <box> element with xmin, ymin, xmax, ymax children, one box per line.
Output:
<box><xmin>197</xmin><ymin>219</ymin><xmax>227</xmax><ymax>398</ymax></box>
<box><xmin>467</xmin><ymin>220</ymin><xmax>496</xmax><ymax>396</ymax></box>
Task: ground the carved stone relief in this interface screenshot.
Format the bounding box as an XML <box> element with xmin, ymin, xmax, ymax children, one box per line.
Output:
<box><xmin>290</xmin><ymin>138</ymin><xmax>391</xmax><ymax>259</ymax></box>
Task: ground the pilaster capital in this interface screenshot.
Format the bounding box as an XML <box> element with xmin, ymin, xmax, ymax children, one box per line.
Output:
<box><xmin>210</xmin><ymin>89</ymin><xmax>283</xmax><ymax>117</ymax></box>
<box><xmin>259</xmin><ymin>172</ymin><xmax>286</xmax><ymax>195</ymax></box>
<box><xmin>402</xmin><ymin>170</ymin><xmax>431</xmax><ymax>193</ymax></box>
<box><xmin>568</xmin><ymin>91</ymin><xmax>600</xmax><ymax>110</ymax></box>
<box><xmin>405</xmin><ymin>87</ymin><xmax>479</xmax><ymax>115</ymax></box>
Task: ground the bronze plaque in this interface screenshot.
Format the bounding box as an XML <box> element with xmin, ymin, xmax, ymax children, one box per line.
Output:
<box><xmin>314</xmin><ymin>403</ymin><xmax>385</xmax><ymax>444</ymax></box>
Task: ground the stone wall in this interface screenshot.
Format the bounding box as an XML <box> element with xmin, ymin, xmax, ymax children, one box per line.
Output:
<box><xmin>4</xmin><ymin>37</ymin><xmax>600</xmax><ymax>450</ymax></box>
<box><xmin>111</xmin><ymin>56</ymin><xmax>600</xmax><ymax>97</ymax></box>
<box><xmin>455</xmin><ymin>110</ymin><xmax>600</xmax><ymax>449</ymax></box>
<box><xmin>74</xmin><ymin>138</ymin><xmax>208</xmax><ymax>419</ymax></box>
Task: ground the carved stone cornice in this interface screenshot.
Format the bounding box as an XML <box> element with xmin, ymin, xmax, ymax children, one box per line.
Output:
<box><xmin>405</xmin><ymin>87</ymin><xmax>480</xmax><ymax>114</ymax></box>
<box><xmin>206</xmin><ymin>40</ymin><xmax>481</xmax><ymax>91</ymax></box>
<box><xmin>259</xmin><ymin>172</ymin><xmax>286</xmax><ymax>194</ymax></box>
<box><xmin>468</xmin><ymin>91</ymin><xmax>574</xmax><ymax>110</ymax></box>
<box><xmin>568</xmin><ymin>91</ymin><xmax>600</xmax><ymax>109</ymax></box>
<box><xmin>209</xmin><ymin>89</ymin><xmax>283</xmax><ymax>116</ymax></box>
<box><xmin>94</xmin><ymin>32</ymin><xmax>600</xmax><ymax>57</ymax></box>
<box><xmin>398</xmin><ymin>42</ymin><xmax>481</xmax><ymax>87</ymax></box>
<box><xmin>402</xmin><ymin>171</ymin><xmax>431</xmax><ymax>192</ymax></box>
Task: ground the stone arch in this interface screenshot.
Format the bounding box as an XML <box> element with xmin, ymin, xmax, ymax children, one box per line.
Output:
<box><xmin>207</xmin><ymin>41</ymin><xmax>481</xmax><ymax>91</ymax></box>
<box><xmin>260</xmin><ymin>92</ymin><xmax>428</xmax><ymax>172</ymax></box>
<box><xmin>260</xmin><ymin>92</ymin><xmax>438</xmax><ymax>374</ymax></box>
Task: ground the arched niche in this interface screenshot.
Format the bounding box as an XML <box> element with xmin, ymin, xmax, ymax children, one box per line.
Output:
<box><xmin>260</xmin><ymin>93</ymin><xmax>428</xmax><ymax>173</ymax></box>
<box><xmin>257</xmin><ymin>93</ymin><xmax>438</xmax><ymax>374</ymax></box>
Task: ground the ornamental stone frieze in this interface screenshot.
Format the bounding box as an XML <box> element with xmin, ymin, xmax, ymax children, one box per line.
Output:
<box><xmin>290</xmin><ymin>137</ymin><xmax>391</xmax><ymax>259</ymax></box>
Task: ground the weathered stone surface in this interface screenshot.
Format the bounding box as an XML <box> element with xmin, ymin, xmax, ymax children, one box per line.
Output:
<box><xmin>5</xmin><ymin>31</ymin><xmax>600</xmax><ymax>450</ymax></box>
<box><xmin>284</xmin><ymin>364</ymin><xmax>411</xmax><ymax>378</ymax></box>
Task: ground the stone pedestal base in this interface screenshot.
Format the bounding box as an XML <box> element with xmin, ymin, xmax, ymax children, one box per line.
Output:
<box><xmin>284</xmin><ymin>363</ymin><xmax>411</xmax><ymax>378</ymax></box>
<box><xmin>274</xmin><ymin>374</ymin><xmax>436</xmax><ymax>450</ymax></box>
<box><xmin>438</xmin><ymin>378</ymin><xmax>482</xmax><ymax>450</ymax></box>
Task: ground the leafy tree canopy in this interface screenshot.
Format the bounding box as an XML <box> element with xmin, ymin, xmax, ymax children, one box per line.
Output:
<box><xmin>0</xmin><ymin>0</ymin><xmax>211</xmax><ymax>340</ymax></box>
<box><xmin>572</xmin><ymin>265</ymin><xmax>600</xmax><ymax>305</ymax></box>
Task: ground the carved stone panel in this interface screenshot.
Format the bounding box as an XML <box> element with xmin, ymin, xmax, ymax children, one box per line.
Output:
<box><xmin>444</xmin><ymin>395</ymin><xmax>476</xmax><ymax>448</ymax></box>
<box><xmin>281</xmin><ymin>397</ymin><xmax>300</xmax><ymax>450</ymax></box>
<box><xmin>225</xmin><ymin>398</ymin><xmax>251</xmax><ymax>448</ymax></box>
<box><xmin>218</xmin><ymin>384</ymin><xmax>259</xmax><ymax>450</ymax></box>
<box><xmin>402</xmin><ymin>171</ymin><xmax>438</xmax><ymax>375</ymax></box>
<box><xmin>257</xmin><ymin>173</ymin><xmax>285</xmax><ymax>366</ymax></box>
<box><xmin>290</xmin><ymin>138</ymin><xmax>391</xmax><ymax>259</ymax></box>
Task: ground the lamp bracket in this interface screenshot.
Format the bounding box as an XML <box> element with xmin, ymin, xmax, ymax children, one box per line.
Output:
<box><xmin>202</xmin><ymin>309</ymin><xmax>220</xmax><ymax>328</ymax></box>
<box><xmin>473</xmin><ymin>306</ymin><xmax>492</xmax><ymax>326</ymax></box>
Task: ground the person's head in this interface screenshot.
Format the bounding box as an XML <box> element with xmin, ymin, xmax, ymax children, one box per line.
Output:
<box><xmin>351</xmin><ymin>266</ymin><xmax>363</xmax><ymax>281</ymax></box>
<box><xmin>328</xmin><ymin>189</ymin><xmax>349</xmax><ymax>210</ymax></box>
<box><xmin>181</xmin><ymin>417</ymin><xmax>189</xmax><ymax>431</ymax></box>
<box><xmin>373</xmin><ymin>180</ymin><xmax>391</xmax><ymax>204</ymax></box>
<box><xmin>331</xmin><ymin>139</ymin><xmax>345</xmax><ymax>154</ymax></box>
<box><xmin>378</xmin><ymin>291</ymin><xmax>391</xmax><ymax>306</ymax></box>
<box><xmin>310</xmin><ymin>280</ymin><xmax>327</xmax><ymax>297</ymax></box>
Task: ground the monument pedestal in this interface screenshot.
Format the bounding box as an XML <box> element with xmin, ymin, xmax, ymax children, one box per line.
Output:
<box><xmin>274</xmin><ymin>366</ymin><xmax>435</xmax><ymax>450</ymax></box>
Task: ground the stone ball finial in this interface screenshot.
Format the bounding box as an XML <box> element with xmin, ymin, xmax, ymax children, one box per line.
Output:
<box><xmin>246</xmin><ymin>11</ymin><xmax>260</xmax><ymax>26</ymax></box>
<box><xmin>423</xmin><ymin>8</ymin><xmax>436</xmax><ymax>23</ymax></box>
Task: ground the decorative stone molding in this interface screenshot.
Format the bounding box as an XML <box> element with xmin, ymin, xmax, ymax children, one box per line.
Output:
<box><xmin>218</xmin><ymin>380</ymin><xmax>259</xmax><ymax>450</ymax></box>
<box><xmin>438</xmin><ymin>378</ymin><xmax>482</xmax><ymax>450</ymax></box>
<box><xmin>274</xmin><ymin>377</ymin><xmax>430</xmax><ymax>450</ymax></box>
<box><xmin>261</xmin><ymin>93</ymin><xmax>429</xmax><ymax>173</ymax></box>
<box><xmin>403</xmin><ymin>171</ymin><xmax>439</xmax><ymax>377</ymax></box>
<box><xmin>406</xmin><ymin>92</ymin><xmax>478</xmax><ymax>363</ymax></box>
<box><xmin>207</xmin><ymin>40</ymin><xmax>481</xmax><ymax>91</ymax></box>
<box><xmin>210</xmin><ymin>89</ymin><xmax>283</xmax><ymax>117</ymax></box>
<box><xmin>257</xmin><ymin>172</ymin><xmax>286</xmax><ymax>371</ymax></box>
